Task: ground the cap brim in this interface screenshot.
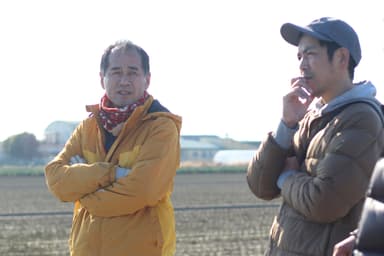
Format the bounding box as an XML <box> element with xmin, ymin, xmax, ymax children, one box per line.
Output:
<box><xmin>280</xmin><ymin>23</ymin><xmax>331</xmax><ymax>46</ymax></box>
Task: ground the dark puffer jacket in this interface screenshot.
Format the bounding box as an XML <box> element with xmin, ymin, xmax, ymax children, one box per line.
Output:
<box><xmin>353</xmin><ymin>158</ymin><xmax>384</xmax><ymax>255</ymax></box>
<box><xmin>247</xmin><ymin>101</ymin><xmax>384</xmax><ymax>256</ymax></box>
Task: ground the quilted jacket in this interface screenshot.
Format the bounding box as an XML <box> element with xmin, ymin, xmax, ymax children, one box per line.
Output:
<box><xmin>247</xmin><ymin>82</ymin><xmax>384</xmax><ymax>256</ymax></box>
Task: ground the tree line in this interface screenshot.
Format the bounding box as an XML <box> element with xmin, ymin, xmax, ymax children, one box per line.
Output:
<box><xmin>1</xmin><ymin>132</ymin><xmax>40</xmax><ymax>161</ymax></box>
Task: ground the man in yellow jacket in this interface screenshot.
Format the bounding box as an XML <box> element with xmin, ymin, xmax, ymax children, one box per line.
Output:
<box><xmin>45</xmin><ymin>40</ymin><xmax>182</xmax><ymax>256</ymax></box>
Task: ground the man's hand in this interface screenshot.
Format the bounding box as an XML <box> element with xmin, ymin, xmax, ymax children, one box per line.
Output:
<box><xmin>282</xmin><ymin>77</ymin><xmax>314</xmax><ymax>128</ymax></box>
<box><xmin>277</xmin><ymin>157</ymin><xmax>300</xmax><ymax>189</ymax></box>
<box><xmin>115</xmin><ymin>166</ymin><xmax>131</xmax><ymax>179</ymax></box>
<box><xmin>69</xmin><ymin>155</ymin><xmax>87</xmax><ymax>165</ymax></box>
<box><xmin>333</xmin><ymin>235</ymin><xmax>356</xmax><ymax>256</ymax></box>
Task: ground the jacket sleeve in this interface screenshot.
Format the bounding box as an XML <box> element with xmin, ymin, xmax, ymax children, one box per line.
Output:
<box><xmin>80</xmin><ymin>117</ymin><xmax>180</xmax><ymax>217</ymax></box>
<box><xmin>281</xmin><ymin>107</ymin><xmax>384</xmax><ymax>223</ymax></box>
<box><xmin>44</xmin><ymin>121</ymin><xmax>115</xmax><ymax>202</ymax></box>
<box><xmin>247</xmin><ymin>132</ymin><xmax>290</xmax><ymax>200</ymax></box>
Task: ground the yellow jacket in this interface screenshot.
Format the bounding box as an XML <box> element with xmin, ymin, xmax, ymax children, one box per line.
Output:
<box><xmin>45</xmin><ymin>96</ymin><xmax>182</xmax><ymax>256</ymax></box>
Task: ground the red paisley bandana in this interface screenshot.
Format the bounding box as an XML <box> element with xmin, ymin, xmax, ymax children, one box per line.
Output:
<box><xmin>99</xmin><ymin>91</ymin><xmax>149</xmax><ymax>133</ymax></box>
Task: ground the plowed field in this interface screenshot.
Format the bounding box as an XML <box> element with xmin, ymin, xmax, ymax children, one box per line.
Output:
<box><xmin>0</xmin><ymin>173</ymin><xmax>280</xmax><ymax>255</ymax></box>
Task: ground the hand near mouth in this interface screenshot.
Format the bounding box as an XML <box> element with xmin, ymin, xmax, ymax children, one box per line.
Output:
<box><xmin>282</xmin><ymin>77</ymin><xmax>315</xmax><ymax>128</ymax></box>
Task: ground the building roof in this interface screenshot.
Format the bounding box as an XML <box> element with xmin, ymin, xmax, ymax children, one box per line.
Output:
<box><xmin>180</xmin><ymin>138</ymin><xmax>219</xmax><ymax>149</ymax></box>
<box><xmin>213</xmin><ymin>149</ymin><xmax>257</xmax><ymax>165</ymax></box>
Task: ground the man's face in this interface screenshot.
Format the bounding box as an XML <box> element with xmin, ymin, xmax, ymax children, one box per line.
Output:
<box><xmin>101</xmin><ymin>48</ymin><xmax>150</xmax><ymax>107</ymax></box>
<box><xmin>297</xmin><ymin>35</ymin><xmax>338</xmax><ymax>101</ymax></box>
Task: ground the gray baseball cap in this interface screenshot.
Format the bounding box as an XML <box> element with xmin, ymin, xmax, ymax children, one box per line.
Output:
<box><xmin>280</xmin><ymin>17</ymin><xmax>361</xmax><ymax>66</ymax></box>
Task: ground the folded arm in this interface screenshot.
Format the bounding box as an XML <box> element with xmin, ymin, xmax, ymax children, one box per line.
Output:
<box><xmin>45</xmin><ymin>123</ymin><xmax>115</xmax><ymax>202</ymax></box>
<box><xmin>80</xmin><ymin>118</ymin><xmax>180</xmax><ymax>217</ymax></box>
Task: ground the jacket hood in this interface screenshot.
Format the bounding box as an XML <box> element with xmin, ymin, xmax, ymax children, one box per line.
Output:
<box><xmin>312</xmin><ymin>80</ymin><xmax>383</xmax><ymax>117</ymax></box>
<box><xmin>145</xmin><ymin>109</ymin><xmax>182</xmax><ymax>134</ymax></box>
<box><xmin>144</xmin><ymin>97</ymin><xmax>182</xmax><ymax>133</ymax></box>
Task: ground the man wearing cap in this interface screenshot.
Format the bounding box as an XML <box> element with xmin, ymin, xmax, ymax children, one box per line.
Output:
<box><xmin>247</xmin><ymin>17</ymin><xmax>384</xmax><ymax>255</ymax></box>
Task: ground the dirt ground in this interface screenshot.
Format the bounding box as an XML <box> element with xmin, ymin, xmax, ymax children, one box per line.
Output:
<box><xmin>0</xmin><ymin>173</ymin><xmax>280</xmax><ymax>256</ymax></box>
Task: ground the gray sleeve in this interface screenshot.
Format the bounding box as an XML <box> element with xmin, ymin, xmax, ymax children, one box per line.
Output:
<box><xmin>273</xmin><ymin>120</ymin><xmax>297</xmax><ymax>149</ymax></box>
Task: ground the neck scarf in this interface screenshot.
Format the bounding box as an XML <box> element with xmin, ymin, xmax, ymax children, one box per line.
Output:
<box><xmin>99</xmin><ymin>91</ymin><xmax>149</xmax><ymax>133</ymax></box>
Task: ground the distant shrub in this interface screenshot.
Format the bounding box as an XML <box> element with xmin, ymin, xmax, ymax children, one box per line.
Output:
<box><xmin>178</xmin><ymin>165</ymin><xmax>247</xmax><ymax>174</ymax></box>
<box><xmin>2</xmin><ymin>133</ymin><xmax>40</xmax><ymax>159</ymax></box>
<box><xmin>0</xmin><ymin>166</ymin><xmax>45</xmax><ymax>176</ymax></box>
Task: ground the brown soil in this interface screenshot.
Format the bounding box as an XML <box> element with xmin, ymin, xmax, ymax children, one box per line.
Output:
<box><xmin>0</xmin><ymin>173</ymin><xmax>279</xmax><ymax>256</ymax></box>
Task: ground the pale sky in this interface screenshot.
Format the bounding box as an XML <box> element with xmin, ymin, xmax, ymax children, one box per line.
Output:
<box><xmin>1</xmin><ymin>0</ymin><xmax>383</xmax><ymax>142</ymax></box>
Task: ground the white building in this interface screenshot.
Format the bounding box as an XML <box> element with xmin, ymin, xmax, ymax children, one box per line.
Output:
<box><xmin>213</xmin><ymin>149</ymin><xmax>257</xmax><ymax>165</ymax></box>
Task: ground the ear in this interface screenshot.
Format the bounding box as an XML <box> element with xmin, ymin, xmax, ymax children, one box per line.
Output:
<box><xmin>336</xmin><ymin>48</ymin><xmax>350</xmax><ymax>69</ymax></box>
<box><xmin>100</xmin><ymin>72</ymin><xmax>106</xmax><ymax>90</ymax></box>
<box><xmin>144</xmin><ymin>72</ymin><xmax>151</xmax><ymax>90</ymax></box>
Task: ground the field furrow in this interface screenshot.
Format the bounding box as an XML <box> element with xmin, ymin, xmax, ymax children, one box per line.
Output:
<box><xmin>0</xmin><ymin>173</ymin><xmax>278</xmax><ymax>255</ymax></box>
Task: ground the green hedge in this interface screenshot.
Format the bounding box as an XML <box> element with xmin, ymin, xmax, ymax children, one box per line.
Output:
<box><xmin>0</xmin><ymin>166</ymin><xmax>45</xmax><ymax>176</ymax></box>
<box><xmin>177</xmin><ymin>165</ymin><xmax>247</xmax><ymax>174</ymax></box>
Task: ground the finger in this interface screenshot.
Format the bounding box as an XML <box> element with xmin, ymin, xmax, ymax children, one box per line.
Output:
<box><xmin>74</xmin><ymin>155</ymin><xmax>81</xmax><ymax>163</ymax></box>
<box><xmin>288</xmin><ymin>86</ymin><xmax>312</xmax><ymax>100</ymax></box>
<box><xmin>78</xmin><ymin>156</ymin><xmax>85</xmax><ymax>163</ymax></box>
<box><xmin>69</xmin><ymin>156</ymin><xmax>77</xmax><ymax>164</ymax></box>
<box><xmin>76</xmin><ymin>155</ymin><xmax>85</xmax><ymax>163</ymax></box>
<box><xmin>290</xmin><ymin>76</ymin><xmax>303</xmax><ymax>86</ymax></box>
<box><xmin>291</xmin><ymin>77</ymin><xmax>313</xmax><ymax>95</ymax></box>
<box><xmin>78</xmin><ymin>156</ymin><xmax>86</xmax><ymax>163</ymax></box>
<box><xmin>70</xmin><ymin>155</ymin><xmax>84</xmax><ymax>164</ymax></box>
<box><xmin>299</xmin><ymin>93</ymin><xmax>314</xmax><ymax>106</ymax></box>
